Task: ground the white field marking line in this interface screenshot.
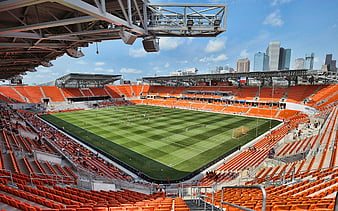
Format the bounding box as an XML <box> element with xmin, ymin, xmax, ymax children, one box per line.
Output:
<box><xmin>185</xmin><ymin>124</ymin><xmax>207</xmax><ymax>132</ymax></box>
<box><xmin>167</xmin><ymin>128</ymin><xmax>235</xmax><ymax>167</ymax></box>
<box><xmin>71</xmin><ymin>116</ymin><xmax>172</xmax><ymax>166</ymax></box>
<box><xmin>161</xmin><ymin>137</ymin><xmax>205</xmax><ymax>153</ymax></box>
<box><xmin>169</xmin><ymin>120</ymin><xmax>270</xmax><ymax>167</ymax></box>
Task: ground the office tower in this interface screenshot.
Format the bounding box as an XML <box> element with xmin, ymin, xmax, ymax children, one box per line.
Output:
<box><xmin>254</xmin><ymin>52</ymin><xmax>269</xmax><ymax>71</ymax></box>
<box><xmin>294</xmin><ymin>58</ymin><xmax>305</xmax><ymax>70</ymax></box>
<box><xmin>266</xmin><ymin>42</ymin><xmax>280</xmax><ymax>71</ymax></box>
<box><xmin>305</xmin><ymin>53</ymin><xmax>314</xmax><ymax>70</ymax></box>
<box><xmin>325</xmin><ymin>54</ymin><xmax>337</xmax><ymax>71</ymax></box>
<box><xmin>325</xmin><ymin>54</ymin><xmax>332</xmax><ymax>66</ymax></box>
<box><xmin>284</xmin><ymin>48</ymin><xmax>291</xmax><ymax>70</ymax></box>
<box><xmin>278</xmin><ymin>48</ymin><xmax>291</xmax><ymax>70</ymax></box>
<box><xmin>237</xmin><ymin>58</ymin><xmax>250</xmax><ymax>72</ymax></box>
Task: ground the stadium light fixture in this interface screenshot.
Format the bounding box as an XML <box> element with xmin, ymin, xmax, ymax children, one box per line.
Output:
<box><xmin>65</xmin><ymin>47</ymin><xmax>84</xmax><ymax>58</ymax></box>
<box><xmin>119</xmin><ymin>29</ymin><xmax>137</xmax><ymax>45</ymax></box>
<box><xmin>142</xmin><ymin>37</ymin><xmax>159</xmax><ymax>52</ymax></box>
<box><xmin>187</xmin><ymin>20</ymin><xmax>194</xmax><ymax>26</ymax></box>
<box><xmin>41</xmin><ymin>61</ymin><xmax>53</xmax><ymax>67</ymax></box>
<box><xmin>27</xmin><ymin>68</ymin><xmax>37</xmax><ymax>72</ymax></box>
<box><xmin>214</xmin><ymin>19</ymin><xmax>221</xmax><ymax>26</ymax></box>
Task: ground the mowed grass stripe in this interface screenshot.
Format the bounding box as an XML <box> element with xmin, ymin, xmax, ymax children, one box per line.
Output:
<box><xmin>47</xmin><ymin>105</ymin><xmax>280</xmax><ymax>179</ymax></box>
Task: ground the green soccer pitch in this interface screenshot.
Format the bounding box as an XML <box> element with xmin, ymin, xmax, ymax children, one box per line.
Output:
<box><xmin>41</xmin><ymin>105</ymin><xmax>281</xmax><ymax>180</ymax></box>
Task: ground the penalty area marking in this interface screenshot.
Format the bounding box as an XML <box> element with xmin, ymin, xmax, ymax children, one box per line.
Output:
<box><xmin>185</xmin><ymin>124</ymin><xmax>207</xmax><ymax>132</ymax></box>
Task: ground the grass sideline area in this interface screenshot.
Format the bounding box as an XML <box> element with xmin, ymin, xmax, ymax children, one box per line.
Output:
<box><xmin>42</xmin><ymin>105</ymin><xmax>280</xmax><ymax>180</ymax></box>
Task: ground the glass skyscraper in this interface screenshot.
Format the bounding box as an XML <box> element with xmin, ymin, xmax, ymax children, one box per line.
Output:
<box><xmin>266</xmin><ymin>42</ymin><xmax>280</xmax><ymax>71</ymax></box>
<box><xmin>284</xmin><ymin>49</ymin><xmax>291</xmax><ymax>70</ymax></box>
<box><xmin>254</xmin><ymin>52</ymin><xmax>269</xmax><ymax>71</ymax></box>
<box><xmin>278</xmin><ymin>48</ymin><xmax>291</xmax><ymax>70</ymax></box>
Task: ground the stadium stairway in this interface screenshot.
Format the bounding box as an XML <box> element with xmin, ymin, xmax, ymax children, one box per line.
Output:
<box><xmin>184</xmin><ymin>199</ymin><xmax>220</xmax><ymax>211</ymax></box>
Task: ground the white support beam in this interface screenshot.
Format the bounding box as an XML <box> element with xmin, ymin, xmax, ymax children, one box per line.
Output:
<box><xmin>0</xmin><ymin>16</ymin><xmax>98</xmax><ymax>34</ymax></box>
<box><xmin>57</xmin><ymin>0</ymin><xmax>147</xmax><ymax>35</ymax></box>
<box><xmin>147</xmin><ymin>3</ymin><xmax>227</xmax><ymax>7</ymax></box>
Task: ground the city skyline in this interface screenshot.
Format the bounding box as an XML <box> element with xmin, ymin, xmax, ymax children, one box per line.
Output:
<box><xmin>253</xmin><ymin>52</ymin><xmax>269</xmax><ymax>72</ymax></box>
<box><xmin>11</xmin><ymin>0</ymin><xmax>338</xmax><ymax>85</ymax></box>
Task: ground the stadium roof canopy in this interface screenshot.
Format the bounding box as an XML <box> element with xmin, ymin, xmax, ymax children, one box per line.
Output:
<box><xmin>0</xmin><ymin>0</ymin><xmax>227</xmax><ymax>79</ymax></box>
<box><xmin>142</xmin><ymin>69</ymin><xmax>338</xmax><ymax>86</ymax></box>
<box><xmin>55</xmin><ymin>73</ymin><xmax>121</xmax><ymax>88</ymax></box>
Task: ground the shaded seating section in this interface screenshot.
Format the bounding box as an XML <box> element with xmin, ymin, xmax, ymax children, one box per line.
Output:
<box><xmin>61</xmin><ymin>88</ymin><xmax>84</xmax><ymax>98</ymax></box>
<box><xmin>234</xmin><ymin>87</ymin><xmax>258</xmax><ymax>100</ymax></box>
<box><xmin>170</xmin><ymin>87</ymin><xmax>186</xmax><ymax>97</ymax></box>
<box><xmin>148</xmin><ymin>86</ymin><xmax>175</xmax><ymax>96</ymax></box>
<box><xmin>258</xmin><ymin>87</ymin><xmax>288</xmax><ymax>101</ymax></box>
<box><xmin>105</xmin><ymin>85</ymin><xmax>123</xmax><ymax>98</ymax></box>
<box><xmin>286</xmin><ymin>85</ymin><xmax>321</xmax><ymax>103</ymax></box>
<box><xmin>90</xmin><ymin>87</ymin><xmax>109</xmax><ymax>96</ymax></box>
<box><xmin>81</xmin><ymin>89</ymin><xmax>93</xmax><ymax>96</ymax></box>
<box><xmin>198</xmin><ymin>172</ymin><xmax>238</xmax><ymax>186</ymax></box>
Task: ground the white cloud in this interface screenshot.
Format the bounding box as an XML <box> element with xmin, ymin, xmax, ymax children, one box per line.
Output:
<box><xmin>240</xmin><ymin>49</ymin><xmax>249</xmax><ymax>58</ymax></box>
<box><xmin>199</xmin><ymin>54</ymin><xmax>228</xmax><ymax>62</ymax></box>
<box><xmin>94</xmin><ymin>67</ymin><xmax>103</xmax><ymax>71</ymax></box>
<box><xmin>106</xmin><ymin>69</ymin><xmax>115</xmax><ymax>73</ymax></box>
<box><xmin>271</xmin><ymin>0</ymin><xmax>292</xmax><ymax>6</ymax></box>
<box><xmin>39</xmin><ymin>68</ymin><xmax>52</xmax><ymax>73</ymax></box>
<box><xmin>76</xmin><ymin>60</ymin><xmax>88</xmax><ymax>65</ymax></box>
<box><xmin>205</xmin><ymin>36</ymin><xmax>227</xmax><ymax>53</ymax></box>
<box><xmin>263</xmin><ymin>10</ymin><xmax>284</xmax><ymax>27</ymax></box>
<box><xmin>159</xmin><ymin>37</ymin><xmax>185</xmax><ymax>51</ymax></box>
<box><xmin>95</xmin><ymin>62</ymin><xmax>105</xmax><ymax>66</ymax></box>
<box><xmin>120</xmin><ymin>68</ymin><xmax>142</xmax><ymax>74</ymax></box>
<box><xmin>179</xmin><ymin>60</ymin><xmax>189</xmax><ymax>64</ymax></box>
<box><xmin>164</xmin><ymin>62</ymin><xmax>170</xmax><ymax>68</ymax></box>
<box><xmin>129</xmin><ymin>48</ymin><xmax>147</xmax><ymax>58</ymax></box>
<box><xmin>152</xmin><ymin>67</ymin><xmax>163</xmax><ymax>73</ymax></box>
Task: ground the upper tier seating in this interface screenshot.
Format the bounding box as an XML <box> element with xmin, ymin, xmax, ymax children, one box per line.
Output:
<box><xmin>61</xmin><ymin>88</ymin><xmax>84</xmax><ymax>98</ymax></box>
<box><xmin>14</xmin><ymin>86</ymin><xmax>44</xmax><ymax>103</ymax></box>
<box><xmin>286</xmin><ymin>85</ymin><xmax>321</xmax><ymax>103</ymax></box>
<box><xmin>0</xmin><ymin>86</ymin><xmax>26</xmax><ymax>102</ymax></box>
<box><xmin>41</xmin><ymin>86</ymin><xmax>65</xmax><ymax>102</ymax></box>
<box><xmin>258</xmin><ymin>87</ymin><xmax>288</xmax><ymax>101</ymax></box>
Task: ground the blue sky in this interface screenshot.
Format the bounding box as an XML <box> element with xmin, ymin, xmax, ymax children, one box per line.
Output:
<box><xmin>24</xmin><ymin>0</ymin><xmax>338</xmax><ymax>85</ymax></box>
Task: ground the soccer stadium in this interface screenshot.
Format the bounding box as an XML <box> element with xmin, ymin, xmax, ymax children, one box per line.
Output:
<box><xmin>0</xmin><ymin>0</ymin><xmax>338</xmax><ymax>211</ymax></box>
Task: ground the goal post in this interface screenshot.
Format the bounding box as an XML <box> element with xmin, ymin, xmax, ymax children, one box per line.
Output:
<box><xmin>232</xmin><ymin>126</ymin><xmax>249</xmax><ymax>139</ymax></box>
